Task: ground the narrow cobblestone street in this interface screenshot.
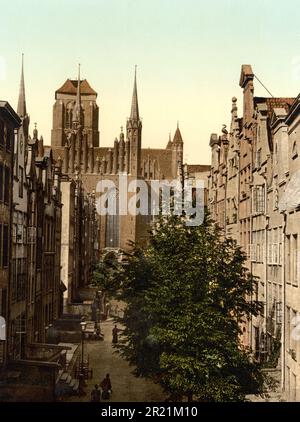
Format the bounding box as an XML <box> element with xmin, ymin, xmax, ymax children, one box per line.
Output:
<box><xmin>65</xmin><ymin>318</ymin><xmax>165</xmax><ymax>402</ymax></box>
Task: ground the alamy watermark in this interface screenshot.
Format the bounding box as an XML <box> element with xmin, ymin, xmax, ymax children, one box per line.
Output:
<box><xmin>95</xmin><ymin>175</ymin><xmax>205</xmax><ymax>226</ymax></box>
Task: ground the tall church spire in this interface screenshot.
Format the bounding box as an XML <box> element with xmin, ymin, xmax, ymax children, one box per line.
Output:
<box><xmin>17</xmin><ymin>54</ymin><xmax>27</xmax><ymax>118</ymax></box>
<box><xmin>73</xmin><ymin>63</ymin><xmax>81</xmax><ymax>124</ymax></box>
<box><xmin>127</xmin><ymin>66</ymin><xmax>142</xmax><ymax>176</ymax></box>
<box><xmin>130</xmin><ymin>65</ymin><xmax>139</xmax><ymax>121</ymax></box>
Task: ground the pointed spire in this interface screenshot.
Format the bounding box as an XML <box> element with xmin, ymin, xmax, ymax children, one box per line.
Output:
<box><xmin>73</xmin><ymin>63</ymin><xmax>81</xmax><ymax>123</ymax></box>
<box><xmin>167</xmin><ymin>132</ymin><xmax>172</xmax><ymax>148</ymax></box>
<box><xmin>76</xmin><ymin>63</ymin><xmax>81</xmax><ymax>106</ymax></box>
<box><xmin>173</xmin><ymin>124</ymin><xmax>183</xmax><ymax>145</ymax></box>
<box><xmin>130</xmin><ymin>65</ymin><xmax>139</xmax><ymax>120</ymax></box>
<box><xmin>17</xmin><ymin>54</ymin><xmax>27</xmax><ymax>118</ymax></box>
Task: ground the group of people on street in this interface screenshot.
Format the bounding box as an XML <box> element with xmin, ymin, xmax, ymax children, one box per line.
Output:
<box><xmin>90</xmin><ymin>318</ymin><xmax>122</xmax><ymax>402</ymax></box>
<box><xmin>90</xmin><ymin>324</ymin><xmax>119</xmax><ymax>401</ymax></box>
<box><xmin>90</xmin><ymin>374</ymin><xmax>112</xmax><ymax>402</ymax></box>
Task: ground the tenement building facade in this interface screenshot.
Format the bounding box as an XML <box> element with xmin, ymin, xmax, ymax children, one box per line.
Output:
<box><xmin>208</xmin><ymin>63</ymin><xmax>300</xmax><ymax>401</ymax></box>
<box><xmin>0</xmin><ymin>101</ymin><xmax>20</xmax><ymax>366</ymax></box>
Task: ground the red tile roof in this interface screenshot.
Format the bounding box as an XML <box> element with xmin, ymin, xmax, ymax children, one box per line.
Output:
<box><xmin>56</xmin><ymin>79</ymin><xmax>97</xmax><ymax>96</ymax></box>
<box><xmin>254</xmin><ymin>97</ymin><xmax>295</xmax><ymax>118</ymax></box>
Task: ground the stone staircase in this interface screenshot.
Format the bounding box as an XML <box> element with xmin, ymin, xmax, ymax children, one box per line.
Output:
<box><xmin>247</xmin><ymin>368</ymin><xmax>285</xmax><ymax>402</ymax></box>
<box><xmin>55</xmin><ymin>369</ymin><xmax>79</xmax><ymax>397</ymax></box>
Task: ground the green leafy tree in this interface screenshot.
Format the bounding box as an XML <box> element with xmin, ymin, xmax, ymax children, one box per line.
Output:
<box><xmin>95</xmin><ymin>214</ymin><xmax>273</xmax><ymax>401</ymax></box>
<box><xmin>92</xmin><ymin>252</ymin><xmax>122</xmax><ymax>295</ymax></box>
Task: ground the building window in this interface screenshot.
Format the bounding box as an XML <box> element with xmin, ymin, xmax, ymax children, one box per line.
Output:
<box><xmin>255</xmin><ymin>149</ymin><xmax>262</xmax><ymax>168</ymax></box>
<box><xmin>252</xmin><ymin>185</ymin><xmax>265</xmax><ymax>215</ymax></box>
<box><xmin>287</xmin><ymin>306</ymin><xmax>291</xmax><ymax>351</ymax></box>
<box><xmin>286</xmin><ymin>235</ymin><xmax>291</xmax><ymax>283</ymax></box>
<box><xmin>293</xmin><ymin>234</ymin><xmax>299</xmax><ymax>286</ymax></box>
<box><xmin>4</xmin><ymin>166</ymin><xmax>10</xmax><ymax>204</ymax></box>
<box><xmin>6</xmin><ymin>126</ymin><xmax>11</xmax><ymax>151</ymax></box>
<box><xmin>3</xmin><ymin>225</ymin><xmax>8</xmax><ymax>268</ymax></box>
<box><xmin>19</xmin><ymin>166</ymin><xmax>23</xmax><ymax>198</ymax></box>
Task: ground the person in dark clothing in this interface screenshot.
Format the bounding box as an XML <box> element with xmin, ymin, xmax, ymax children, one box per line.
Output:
<box><xmin>90</xmin><ymin>384</ymin><xmax>101</xmax><ymax>402</ymax></box>
<box><xmin>100</xmin><ymin>373</ymin><xmax>112</xmax><ymax>400</ymax></box>
<box><xmin>112</xmin><ymin>325</ymin><xmax>119</xmax><ymax>344</ymax></box>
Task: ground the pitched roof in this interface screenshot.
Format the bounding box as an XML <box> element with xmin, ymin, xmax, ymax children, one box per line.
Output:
<box><xmin>0</xmin><ymin>101</ymin><xmax>21</xmax><ymax>126</ymax></box>
<box><xmin>173</xmin><ymin>127</ymin><xmax>183</xmax><ymax>144</ymax></box>
<box><xmin>141</xmin><ymin>148</ymin><xmax>173</xmax><ymax>179</ymax></box>
<box><xmin>254</xmin><ymin>97</ymin><xmax>295</xmax><ymax>118</ymax></box>
<box><xmin>187</xmin><ymin>164</ymin><xmax>211</xmax><ymax>173</ymax></box>
<box><xmin>56</xmin><ymin>79</ymin><xmax>97</xmax><ymax>96</ymax></box>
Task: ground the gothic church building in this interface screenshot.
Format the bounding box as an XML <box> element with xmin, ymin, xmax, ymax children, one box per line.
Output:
<box><xmin>51</xmin><ymin>69</ymin><xmax>184</xmax><ymax>252</ymax></box>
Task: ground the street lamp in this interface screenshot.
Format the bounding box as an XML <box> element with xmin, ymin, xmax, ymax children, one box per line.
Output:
<box><xmin>80</xmin><ymin>321</ymin><xmax>87</xmax><ymax>371</ymax></box>
<box><xmin>79</xmin><ymin>321</ymin><xmax>87</xmax><ymax>395</ymax></box>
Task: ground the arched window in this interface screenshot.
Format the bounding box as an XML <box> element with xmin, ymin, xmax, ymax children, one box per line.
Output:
<box><xmin>105</xmin><ymin>189</ymin><xmax>120</xmax><ymax>248</ymax></box>
<box><xmin>65</xmin><ymin>102</ymin><xmax>73</xmax><ymax>129</ymax></box>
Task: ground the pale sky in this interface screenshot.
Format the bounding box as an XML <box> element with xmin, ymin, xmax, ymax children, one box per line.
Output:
<box><xmin>1</xmin><ymin>0</ymin><xmax>300</xmax><ymax>164</ymax></box>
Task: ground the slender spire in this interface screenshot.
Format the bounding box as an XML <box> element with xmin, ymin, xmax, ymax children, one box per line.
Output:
<box><xmin>76</xmin><ymin>63</ymin><xmax>81</xmax><ymax>106</ymax></box>
<box><xmin>17</xmin><ymin>53</ymin><xmax>27</xmax><ymax>117</ymax></box>
<box><xmin>130</xmin><ymin>65</ymin><xmax>139</xmax><ymax>120</ymax></box>
<box><xmin>73</xmin><ymin>63</ymin><xmax>81</xmax><ymax>123</ymax></box>
<box><xmin>167</xmin><ymin>132</ymin><xmax>172</xmax><ymax>148</ymax></box>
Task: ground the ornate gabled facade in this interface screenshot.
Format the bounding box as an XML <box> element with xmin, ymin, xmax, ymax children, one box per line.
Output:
<box><xmin>9</xmin><ymin>55</ymin><xmax>30</xmax><ymax>359</ymax></box>
<box><xmin>0</xmin><ymin>101</ymin><xmax>21</xmax><ymax>366</ymax></box>
<box><xmin>208</xmin><ymin>63</ymin><xmax>300</xmax><ymax>400</ymax></box>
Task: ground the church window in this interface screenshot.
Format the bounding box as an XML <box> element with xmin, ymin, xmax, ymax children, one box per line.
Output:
<box><xmin>105</xmin><ymin>189</ymin><xmax>120</xmax><ymax>248</ymax></box>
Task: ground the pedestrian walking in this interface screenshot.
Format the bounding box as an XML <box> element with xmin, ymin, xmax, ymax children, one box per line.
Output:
<box><xmin>90</xmin><ymin>384</ymin><xmax>101</xmax><ymax>402</ymax></box>
<box><xmin>100</xmin><ymin>373</ymin><xmax>112</xmax><ymax>400</ymax></box>
<box><xmin>105</xmin><ymin>302</ymin><xmax>111</xmax><ymax>319</ymax></box>
<box><xmin>112</xmin><ymin>324</ymin><xmax>119</xmax><ymax>344</ymax></box>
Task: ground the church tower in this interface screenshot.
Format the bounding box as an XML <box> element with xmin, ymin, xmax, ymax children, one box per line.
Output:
<box><xmin>51</xmin><ymin>68</ymin><xmax>99</xmax><ymax>150</ymax></box>
<box><xmin>127</xmin><ymin>67</ymin><xmax>142</xmax><ymax>176</ymax></box>
<box><xmin>171</xmin><ymin>123</ymin><xmax>183</xmax><ymax>178</ymax></box>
